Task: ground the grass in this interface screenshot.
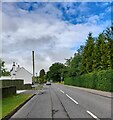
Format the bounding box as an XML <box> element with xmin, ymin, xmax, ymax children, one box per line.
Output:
<box><xmin>0</xmin><ymin>94</ymin><xmax>32</xmax><ymax>119</ymax></box>
<box><xmin>60</xmin><ymin>81</ymin><xmax>64</xmax><ymax>84</ymax></box>
<box><xmin>56</xmin><ymin>81</ymin><xmax>64</xmax><ymax>84</ymax></box>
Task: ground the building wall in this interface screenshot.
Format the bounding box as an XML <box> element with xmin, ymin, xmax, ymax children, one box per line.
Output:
<box><xmin>15</xmin><ymin>68</ymin><xmax>32</xmax><ymax>84</ymax></box>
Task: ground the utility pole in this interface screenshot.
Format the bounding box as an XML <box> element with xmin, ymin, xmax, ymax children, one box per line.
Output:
<box><xmin>32</xmin><ymin>51</ymin><xmax>35</xmax><ymax>77</ymax></box>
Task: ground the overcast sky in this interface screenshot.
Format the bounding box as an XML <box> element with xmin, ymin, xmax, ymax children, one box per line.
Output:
<box><xmin>1</xmin><ymin>2</ymin><xmax>111</xmax><ymax>75</ymax></box>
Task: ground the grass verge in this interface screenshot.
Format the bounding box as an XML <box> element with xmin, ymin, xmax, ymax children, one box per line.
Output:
<box><xmin>56</xmin><ymin>81</ymin><xmax>64</xmax><ymax>84</ymax></box>
<box><xmin>0</xmin><ymin>94</ymin><xmax>32</xmax><ymax>119</ymax></box>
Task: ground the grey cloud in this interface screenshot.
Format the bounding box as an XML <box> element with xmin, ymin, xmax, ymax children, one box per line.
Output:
<box><xmin>3</xmin><ymin>35</ymin><xmax>57</xmax><ymax>54</ymax></box>
<box><xmin>18</xmin><ymin>35</ymin><xmax>56</xmax><ymax>48</ymax></box>
<box><xmin>2</xmin><ymin>13</ymin><xmax>19</xmax><ymax>32</ymax></box>
<box><xmin>1</xmin><ymin>3</ymin><xmax>110</xmax><ymax>74</ymax></box>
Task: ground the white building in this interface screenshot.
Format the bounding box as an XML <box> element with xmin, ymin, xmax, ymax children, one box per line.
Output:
<box><xmin>10</xmin><ymin>62</ymin><xmax>32</xmax><ymax>84</ymax></box>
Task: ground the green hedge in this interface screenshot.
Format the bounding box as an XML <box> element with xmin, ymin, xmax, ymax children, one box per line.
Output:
<box><xmin>0</xmin><ymin>79</ymin><xmax>24</xmax><ymax>90</ymax></box>
<box><xmin>23</xmin><ymin>84</ymin><xmax>32</xmax><ymax>90</ymax></box>
<box><xmin>0</xmin><ymin>79</ymin><xmax>32</xmax><ymax>90</ymax></box>
<box><xmin>64</xmin><ymin>69</ymin><xmax>113</xmax><ymax>92</ymax></box>
<box><xmin>0</xmin><ymin>86</ymin><xmax>16</xmax><ymax>98</ymax></box>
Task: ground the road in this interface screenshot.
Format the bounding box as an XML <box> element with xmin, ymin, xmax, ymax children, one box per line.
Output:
<box><xmin>10</xmin><ymin>83</ymin><xmax>112</xmax><ymax>119</ymax></box>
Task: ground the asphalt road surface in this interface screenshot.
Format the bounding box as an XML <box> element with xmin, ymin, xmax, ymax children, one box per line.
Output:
<box><xmin>11</xmin><ymin>83</ymin><xmax>112</xmax><ymax>119</ymax></box>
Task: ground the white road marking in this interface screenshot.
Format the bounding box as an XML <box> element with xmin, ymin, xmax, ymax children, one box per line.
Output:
<box><xmin>60</xmin><ymin>90</ymin><xmax>64</xmax><ymax>94</ymax></box>
<box><xmin>87</xmin><ymin>110</ymin><xmax>99</xmax><ymax>119</ymax></box>
<box><xmin>66</xmin><ymin>94</ymin><xmax>78</xmax><ymax>104</ymax></box>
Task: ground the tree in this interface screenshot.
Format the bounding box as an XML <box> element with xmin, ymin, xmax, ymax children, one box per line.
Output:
<box><xmin>81</xmin><ymin>33</ymin><xmax>95</xmax><ymax>73</ymax></box>
<box><xmin>47</xmin><ymin>62</ymin><xmax>65</xmax><ymax>82</ymax></box>
<box><xmin>38</xmin><ymin>69</ymin><xmax>46</xmax><ymax>83</ymax></box>
<box><xmin>66</xmin><ymin>53</ymin><xmax>82</xmax><ymax>77</ymax></box>
<box><xmin>60</xmin><ymin>26</ymin><xmax>112</xmax><ymax>83</ymax></box>
<box><xmin>103</xmin><ymin>25</ymin><xmax>113</xmax><ymax>69</ymax></box>
<box><xmin>64</xmin><ymin>57</ymin><xmax>72</xmax><ymax>66</ymax></box>
<box><xmin>39</xmin><ymin>69</ymin><xmax>45</xmax><ymax>79</ymax></box>
<box><xmin>77</xmin><ymin>45</ymin><xmax>84</xmax><ymax>55</ymax></box>
<box><xmin>93</xmin><ymin>33</ymin><xmax>110</xmax><ymax>70</ymax></box>
<box><xmin>0</xmin><ymin>59</ymin><xmax>10</xmax><ymax>77</ymax></box>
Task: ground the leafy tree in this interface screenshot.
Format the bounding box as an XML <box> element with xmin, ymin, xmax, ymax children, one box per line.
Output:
<box><xmin>0</xmin><ymin>59</ymin><xmax>10</xmax><ymax>77</ymax></box>
<box><xmin>46</xmin><ymin>71</ymin><xmax>51</xmax><ymax>81</ymax></box>
<box><xmin>38</xmin><ymin>78</ymin><xmax>44</xmax><ymax>84</ymax></box>
<box><xmin>67</xmin><ymin>53</ymin><xmax>82</xmax><ymax>77</ymax></box>
<box><xmin>47</xmin><ymin>62</ymin><xmax>65</xmax><ymax>82</ymax></box>
<box><xmin>47</xmin><ymin>26</ymin><xmax>112</xmax><ymax>83</ymax></box>
<box><xmin>39</xmin><ymin>69</ymin><xmax>45</xmax><ymax>79</ymax></box>
<box><xmin>64</xmin><ymin>45</ymin><xmax>84</xmax><ymax>77</ymax></box>
<box><xmin>38</xmin><ymin>69</ymin><xmax>46</xmax><ymax>83</ymax></box>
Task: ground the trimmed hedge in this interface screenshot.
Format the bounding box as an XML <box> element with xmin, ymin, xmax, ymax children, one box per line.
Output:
<box><xmin>23</xmin><ymin>84</ymin><xmax>32</xmax><ymax>90</ymax></box>
<box><xmin>0</xmin><ymin>86</ymin><xmax>16</xmax><ymax>98</ymax></box>
<box><xmin>0</xmin><ymin>79</ymin><xmax>24</xmax><ymax>90</ymax></box>
<box><xmin>64</xmin><ymin>69</ymin><xmax>113</xmax><ymax>92</ymax></box>
<box><xmin>0</xmin><ymin>80</ymin><xmax>32</xmax><ymax>90</ymax></box>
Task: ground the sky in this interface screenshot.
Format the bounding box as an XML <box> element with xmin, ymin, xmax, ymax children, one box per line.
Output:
<box><xmin>1</xmin><ymin>2</ymin><xmax>112</xmax><ymax>75</ymax></box>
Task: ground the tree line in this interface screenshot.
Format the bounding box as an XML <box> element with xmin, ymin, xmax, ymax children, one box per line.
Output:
<box><xmin>46</xmin><ymin>26</ymin><xmax>113</xmax><ymax>82</ymax></box>
<box><xmin>1</xmin><ymin>26</ymin><xmax>112</xmax><ymax>84</ymax></box>
<box><xmin>66</xmin><ymin>26</ymin><xmax>113</xmax><ymax>77</ymax></box>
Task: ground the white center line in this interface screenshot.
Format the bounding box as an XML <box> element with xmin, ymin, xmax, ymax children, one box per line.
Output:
<box><xmin>66</xmin><ymin>94</ymin><xmax>78</xmax><ymax>104</ymax></box>
<box><xmin>87</xmin><ymin>110</ymin><xmax>99</xmax><ymax>120</ymax></box>
<box><xmin>60</xmin><ymin>90</ymin><xmax>64</xmax><ymax>94</ymax></box>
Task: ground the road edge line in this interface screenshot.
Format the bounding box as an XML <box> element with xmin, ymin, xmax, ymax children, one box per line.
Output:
<box><xmin>63</xmin><ymin>84</ymin><xmax>112</xmax><ymax>99</ymax></box>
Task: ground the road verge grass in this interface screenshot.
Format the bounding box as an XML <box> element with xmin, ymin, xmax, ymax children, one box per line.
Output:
<box><xmin>0</xmin><ymin>94</ymin><xmax>32</xmax><ymax>119</ymax></box>
<box><xmin>56</xmin><ymin>81</ymin><xmax>64</xmax><ymax>84</ymax></box>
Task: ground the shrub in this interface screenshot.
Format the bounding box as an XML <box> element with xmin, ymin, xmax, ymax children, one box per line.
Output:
<box><xmin>23</xmin><ymin>84</ymin><xmax>32</xmax><ymax>90</ymax></box>
<box><xmin>64</xmin><ymin>69</ymin><xmax>113</xmax><ymax>92</ymax></box>
<box><xmin>0</xmin><ymin>86</ymin><xmax>16</xmax><ymax>98</ymax></box>
<box><xmin>0</xmin><ymin>79</ymin><xmax>24</xmax><ymax>90</ymax></box>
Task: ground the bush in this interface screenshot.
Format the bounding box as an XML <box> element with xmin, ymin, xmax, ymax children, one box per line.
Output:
<box><xmin>23</xmin><ymin>84</ymin><xmax>32</xmax><ymax>90</ymax></box>
<box><xmin>0</xmin><ymin>79</ymin><xmax>24</xmax><ymax>90</ymax></box>
<box><xmin>38</xmin><ymin>78</ymin><xmax>45</xmax><ymax>84</ymax></box>
<box><xmin>0</xmin><ymin>79</ymin><xmax>32</xmax><ymax>90</ymax></box>
<box><xmin>0</xmin><ymin>86</ymin><xmax>16</xmax><ymax>98</ymax></box>
<box><xmin>64</xmin><ymin>69</ymin><xmax>113</xmax><ymax>92</ymax></box>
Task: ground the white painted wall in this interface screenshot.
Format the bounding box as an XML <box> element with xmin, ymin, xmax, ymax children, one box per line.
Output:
<box><xmin>15</xmin><ymin>67</ymin><xmax>32</xmax><ymax>84</ymax></box>
<box><xmin>10</xmin><ymin>64</ymin><xmax>17</xmax><ymax>79</ymax></box>
<box><xmin>0</xmin><ymin>76</ymin><xmax>11</xmax><ymax>80</ymax></box>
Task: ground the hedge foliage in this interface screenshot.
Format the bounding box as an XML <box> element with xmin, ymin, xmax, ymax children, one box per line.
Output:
<box><xmin>0</xmin><ymin>79</ymin><xmax>32</xmax><ymax>90</ymax></box>
<box><xmin>0</xmin><ymin>86</ymin><xmax>16</xmax><ymax>98</ymax></box>
<box><xmin>23</xmin><ymin>84</ymin><xmax>32</xmax><ymax>90</ymax></box>
<box><xmin>64</xmin><ymin>69</ymin><xmax>113</xmax><ymax>92</ymax></box>
<box><xmin>0</xmin><ymin>79</ymin><xmax>24</xmax><ymax>90</ymax></box>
